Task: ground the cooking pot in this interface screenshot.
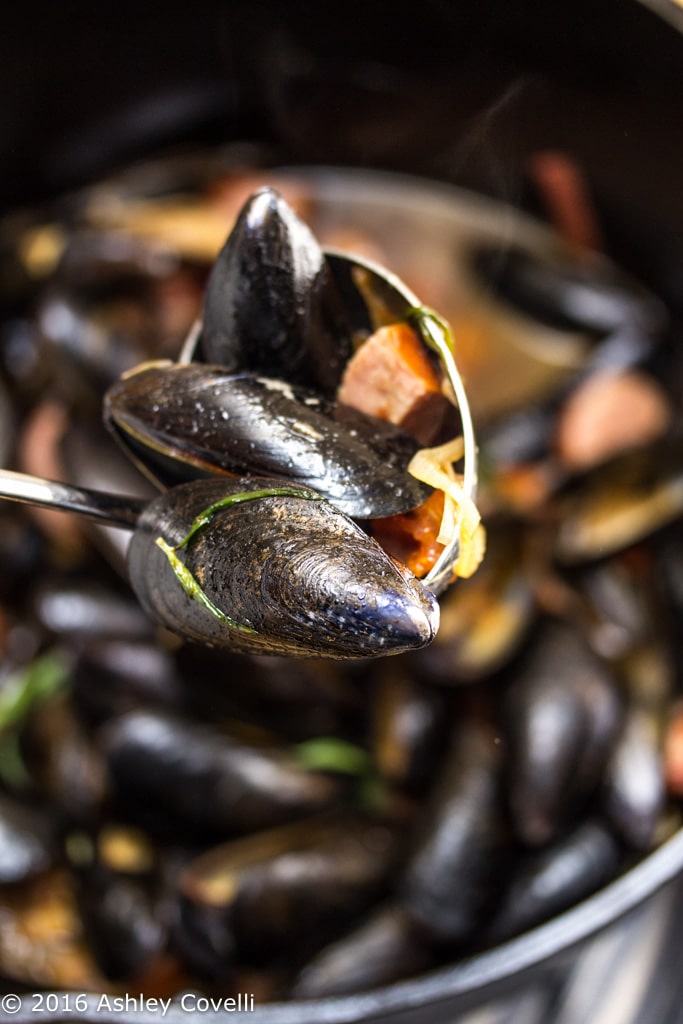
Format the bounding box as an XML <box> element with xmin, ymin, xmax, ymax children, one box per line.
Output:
<box><xmin>2</xmin><ymin>0</ymin><xmax>683</xmax><ymax>1020</ymax></box>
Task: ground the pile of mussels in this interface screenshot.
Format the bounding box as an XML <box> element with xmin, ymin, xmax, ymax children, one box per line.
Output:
<box><xmin>0</xmin><ymin>156</ymin><xmax>682</xmax><ymax>1001</ymax></box>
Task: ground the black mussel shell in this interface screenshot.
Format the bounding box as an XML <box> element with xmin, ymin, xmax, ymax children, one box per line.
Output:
<box><xmin>504</xmin><ymin>621</ymin><xmax>621</xmax><ymax>846</ymax></box>
<box><xmin>471</xmin><ymin>243</ymin><xmax>665</xmax><ymax>340</ymax></box>
<box><xmin>483</xmin><ymin>820</ymin><xmax>621</xmax><ymax>945</ymax></box>
<box><xmin>176</xmin><ymin>813</ymin><xmax>399</xmax><ymax>971</ymax></box>
<box><xmin>200</xmin><ymin>188</ymin><xmax>353</xmax><ymax>395</ymax></box>
<box><xmin>0</xmin><ymin>794</ymin><xmax>56</xmax><ymax>886</ymax></box>
<box><xmin>104</xmin><ymin>362</ymin><xmax>430</xmax><ymax>518</ymax></box>
<box><xmin>101</xmin><ymin>710</ymin><xmax>339</xmax><ymax>837</ymax></box>
<box><xmin>399</xmin><ymin>718</ymin><xmax>510</xmax><ymax>944</ymax></box>
<box><xmin>127</xmin><ymin>477</ymin><xmax>439</xmax><ymax>658</ymax></box>
<box><xmin>290</xmin><ymin>905</ymin><xmax>432</xmax><ymax>998</ymax></box>
<box><xmin>76</xmin><ymin>866</ymin><xmax>165</xmax><ymax>982</ymax></box>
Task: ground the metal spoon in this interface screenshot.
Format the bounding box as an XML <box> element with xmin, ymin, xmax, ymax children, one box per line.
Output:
<box><xmin>178</xmin><ymin>249</ymin><xmax>479</xmax><ymax>596</ymax></box>
<box><xmin>0</xmin><ymin>469</ymin><xmax>145</xmax><ymax>528</ymax></box>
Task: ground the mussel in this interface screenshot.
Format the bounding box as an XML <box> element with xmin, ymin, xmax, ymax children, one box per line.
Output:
<box><xmin>471</xmin><ymin>243</ymin><xmax>665</xmax><ymax>342</ymax></box>
<box><xmin>100</xmin><ymin>710</ymin><xmax>340</xmax><ymax>837</ymax></box>
<box><xmin>503</xmin><ymin>621</ymin><xmax>621</xmax><ymax>845</ymax></box>
<box><xmin>200</xmin><ymin>187</ymin><xmax>353</xmax><ymax>395</ymax></box>
<box><xmin>484</xmin><ymin>820</ymin><xmax>621</xmax><ymax>945</ymax></box>
<box><xmin>104</xmin><ymin>361</ymin><xmax>430</xmax><ymax>518</ymax></box>
<box><xmin>399</xmin><ymin>717</ymin><xmax>510</xmax><ymax>944</ymax></box>
<box><xmin>290</xmin><ymin>905</ymin><xmax>432</xmax><ymax>998</ymax></box>
<box><xmin>555</xmin><ymin>440</ymin><xmax>683</xmax><ymax>565</ymax></box>
<box><xmin>127</xmin><ymin>476</ymin><xmax>439</xmax><ymax>658</ymax></box>
<box><xmin>175</xmin><ymin>812</ymin><xmax>399</xmax><ymax>972</ymax></box>
<box><xmin>0</xmin><ymin>793</ymin><xmax>55</xmax><ymax>885</ymax></box>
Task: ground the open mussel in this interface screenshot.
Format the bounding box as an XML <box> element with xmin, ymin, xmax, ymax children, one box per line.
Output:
<box><xmin>104</xmin><ymin>361</ymin><xmax>430</xmax><ymax>518</ymax></box>
<box><xmin>98</xmin><ymin>186</ymin><xmax>481</xmax><ymax>602</ymax></box>
<box><xmin>555</xmin><ymin>439</ymin><xmax>683</xmax><ymax>565</ymax></box>
<box><xmin>200</xmin><ymin>187</ymin><xmax>353</xmax><ymax>395</ymax></box>
<box><xmin>127</xmin><ymin>476</ymin><xmax>439</xmax><ymax>658</ymax></box>
<box><xmin>471</xmin><ymin>242</ymin><xmax>665</xmax><ymax>344</ymax></box>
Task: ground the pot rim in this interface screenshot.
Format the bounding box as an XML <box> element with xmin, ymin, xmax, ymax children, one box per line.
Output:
<box><xmin>10</xmin><ymin>829</ymin><xmax>683</xmax><ymax>1024</ymax></box>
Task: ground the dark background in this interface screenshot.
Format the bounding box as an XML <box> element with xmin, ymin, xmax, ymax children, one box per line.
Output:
<box><xmin>1</xmin><ymin>0</ymin><xmax>682</xmax><ymax>228</ymax></box>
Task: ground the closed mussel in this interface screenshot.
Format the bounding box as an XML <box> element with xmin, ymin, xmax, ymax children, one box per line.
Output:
<box><xmin>104</xmin><ymin>362</ymin><xmax>430</xmax><ymax>518</ymax></box>
<box><xmin>175</xmin><ymin>813</ymin><xmax>399</xmax><ymax>975</ymax></box>
<box><xmin>74</xmin><ymin>859</ymin><xmax>166</xmax><ymax>983</ymax></box>
<box><xmin>100</xmin><ymin>710</ymin><xmax>340</xmax><ymax>839</ymax></box>
<box><xmin>127</xmin><ymin>477</ymin><xmax>439</xmax><ymax>658</ymax></box>
<box><xmin>290</xmin><ymin>905</ymin><xmax>432</xmax><ymax>998</ymax></box>
<box><xmin>503</xmin><ymin>620</ymin><xmax>622</xmax><ymax>846</ymax></box>
<box><xmin>484</xmin><ymin>819</ymin><xmax>621</xmax><ymax>945</ymax></box>
<box><xmin>0</xmin><ymin>794</ymin><xmax>56</xmax><ymax>886</ymax></box>
<box><xmin>399</xmin><ymin>717</ymin><xmax>511</xmax><ymax>945</ymax></box>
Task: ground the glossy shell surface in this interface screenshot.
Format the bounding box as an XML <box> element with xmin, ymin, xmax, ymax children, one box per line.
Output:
<box><xmin>104</xmin><ymin>363</ymin><xmax>430</xmax><ymax>518</ymax></box>
<box><xmin>200</xmin><ymin>188</ymin><xmax>352</xmax><ymax>395</ymax></box>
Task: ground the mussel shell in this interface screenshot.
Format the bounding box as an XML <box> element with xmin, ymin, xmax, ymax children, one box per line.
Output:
<box><xmin>22</xmin><ymin>697</ymin><xmax>108</xmax><ymax>825</ymax></box>
<box><xmin>127</xmin><ymin>477</ymin><xmax>439</xmax><ymax>658</ymax></box>
<box><xmin>471</xmin><ymin>243</ymin><xmax>665</xmax><ymax>340</ymax></box>
<box><xmin>555</xmin><ymin>440</ymin><xmax>683</xmax><ymax>565</ymax></box>
<box><xmin>602</xmin><ymin>705</ymin><xmax>666</xmax><ymax>850</ymax></box>
<box><xmin>105</xmin><ymin>363</ymin><xmax>430</xmax><ymax>518</ymax></box>
<box><xmin>101</xmin><ymin>710</ymin><xmax>339</xmax><ymax>838</ymax></box>
<box><xmin>200</xmin><ymin>188</ymin><xmax>352</xmax><ymax>395</ymax></box>
<box><xmin>399</xmin><ymin>718</ymin><xmax>510</xmax><ymax>944</ymax></box>
<box><xmin>177</xmin><ymin>813</ymin><xmax>399</xmax><ymax>969</ymax></box>
<box><xmin>72</xmin><ymin>639</ymin><xmax>185</xmax><ymax>725</ymax></box>
<box><xmin>175</xmin><ymin>645</ymin><xmax>363</xmax><ymax>742</ymax></box>
<box><xmin>290</xmin><ymin>905</ymin><xmax>432</xmax><ymax>998</ymax></box>
<box><xmin>371</xmin><ymin>665</ymin><xmax>447</xmax><ymax>792</ymax></box>
<box><xmin>413</xmin><ymin>522</ymin><xmax>536</xmax><ymax>683</ymax></box>
<box><xmin>504</xmin><ymin>621</ymin><xmax>622</xmax><ymax>846</ymax></box>
<box><xmin>0</xmin><ymin>794</ymin><xmax>55</xmax><ymax>886</ymax></box>
<box><xmin>484</xmin><ymin>820</ymin><xmax>621</xmax><ymax>945</ymax></box>
<box><xmin>76</xmin><ymin>866</ymin><xmax>165</xmax><ymax>982</ymax></box>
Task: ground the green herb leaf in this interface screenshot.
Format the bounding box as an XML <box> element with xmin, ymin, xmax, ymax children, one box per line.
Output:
<box><xmin>295</xmin><ymin>738</ymin><xmax>392</xmax><ymax>812</ymax></box>
<box><xmin>0</xmin><ymin>649</ymin><xmax>71</xmax><ymax>732</ymax></box>
<box><xmin>155</xmin><ymin>536</ymin><xmax>257</xmax><ymax>633</ymax></box>
<box><xmin>155</xmin><ymin>485</ymin><xmax>324</xmax><ymax>631</ymax></box>
<box><xmin>0</xmin><ymin>649</ymin><xmax>71</xmax><ymax>789</ymax></box>
<box><xmin>176</xmin><ymin>485</ymin><xmax>324</xmax><ymax>550</ymax></box>
<box><xmin>407</xmin><ymin>305</ymin><xmax>455</xmax><ymax>357</ymax></box>
<box><xmin>294</xmin><ymin>738</ymin><xmax>373</xmax><ymax>776</ymax></box>
<box><xmin>0</xmin><ymin>731</ymin><xmax>32</xmax><ymax>788</ymax></box>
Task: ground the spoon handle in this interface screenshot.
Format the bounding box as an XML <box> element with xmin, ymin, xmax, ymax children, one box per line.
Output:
<box><xmin>0</xmin><ymin>469</ymin><xmax>146</xmax><ymax>528</ymax></box>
